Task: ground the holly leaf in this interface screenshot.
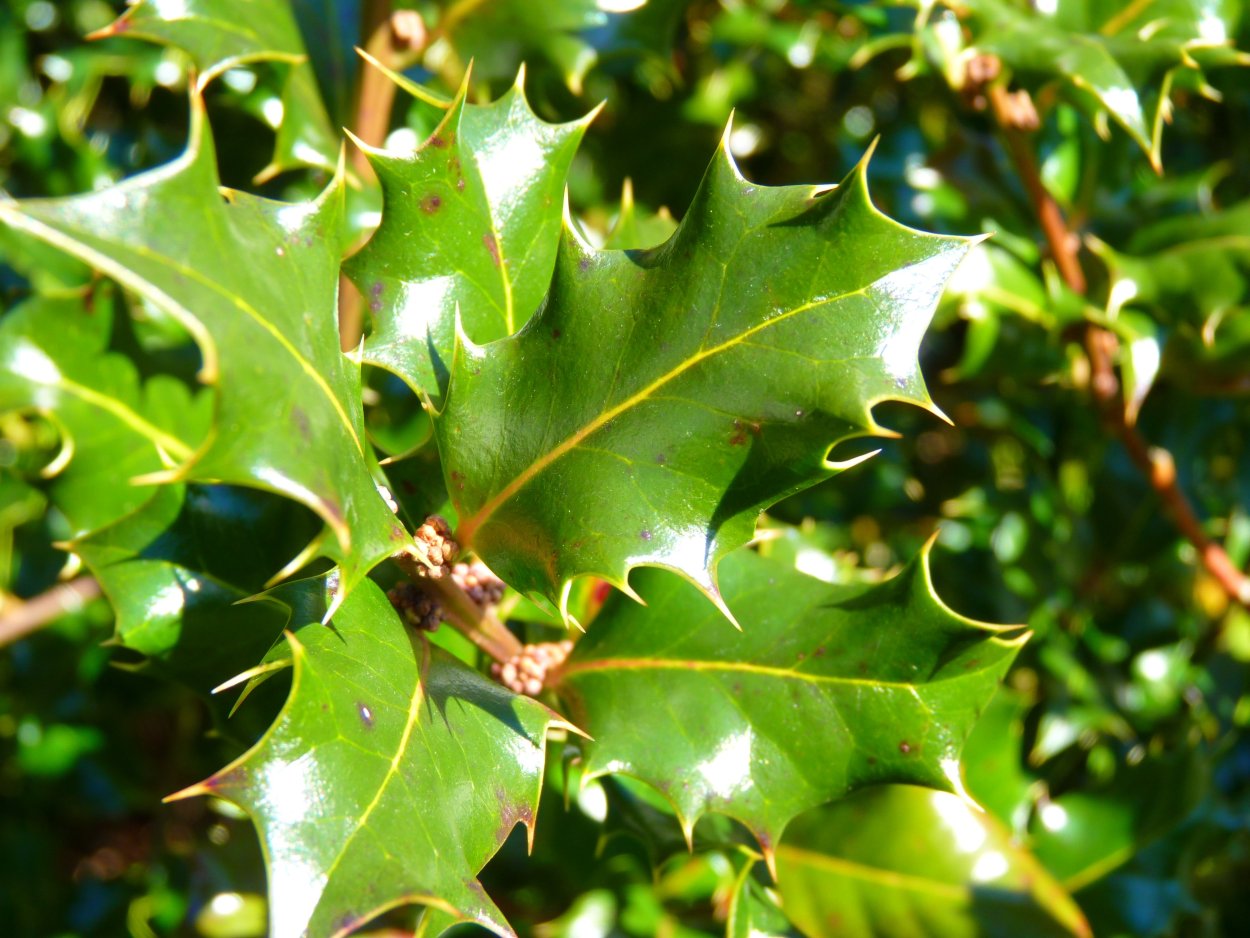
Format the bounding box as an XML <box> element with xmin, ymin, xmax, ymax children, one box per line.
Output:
<box><xmin>959</xmin><ymin>0</ymin><xmax>1248</xmax><ymax>168</ymax></box>
<box><xmin>776</xmin><ymin>786</ymin><xmax>1090</xmax><ymax>937</ymax></box>
<box><xmin>72</xmin><ymin>483</ymin><xmax>321</xmax><ymax>699</ymax></box>
<box><xmin>1092</xmin><ymin>202</ymin><xmax>1250</xmax><ymax>387</ymax></box>
<box><xmin>347</xmin><ymin>72</ymin><xmax>595</xmax><ymax>403</ymax></box>
<box><xmin>602</xmin><ymin>179</ymin><xmax>678</xmax><ymax>251</ymax></box>
<box><xmin>96</xmin><ymin>0</ymin><xmax>338</xmax><ymax>180</ymax></box>
<box><xmin>436</xmin><ymin>0</ymin><xmax>688</xmax><ymax>94</ymax></box>
<box><xmin>551</xmin><ymin>545</ymin><xmax>1024</xmax><ymax>861</ymax></box>
<box><xmin>438</xmin><ymin>136</ymin><xmax>972</xmax><ymax>618</ymax></box>
<box><xmin>0</xmin><ymin>293</ymin><xmax>209</xmax><ymax>536</ymax></box>
<box><xmin>727</xmin><ymin>858</ymin><xmax>803</xmax><ymax>938</ymax></box>
<box><xmin>0</xmin><ymin>99</ymin><xmax>407</xmax><ymax>598</ymax></box>
<box><xmin>173</xmin><ymin>575</ymin><xmax>573</xmax><ymax>938</ymax></box>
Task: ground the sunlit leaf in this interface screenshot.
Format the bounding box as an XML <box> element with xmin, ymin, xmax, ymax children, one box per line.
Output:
<box><xmin>438</xmin><ymin>135</ymin><xmax>971</xmax><ymax>618</ymax></box>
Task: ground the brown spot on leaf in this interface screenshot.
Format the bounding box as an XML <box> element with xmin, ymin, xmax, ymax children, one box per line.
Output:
<box><xmin>857</xmin><ymin>660</ymin><xmax>868</xmax><ymax>674</ymax></box>
<box><xmin>640</xmin><ymin>529</ymin><xmax>652</xmax><ymax>541</ymax></box>
<box><xmin>456</xmin><ymin>177</ymin><xmax>466</xmax><ymax>191</ymax></box>
<box><xmin>483</xmin><ymin>232</ymin><xmax>501</xmax><ymax>267</ymax></box>
<box><xmin>899</xmin><ymin>741</ymin><xmax>912</xmax><ymax>754</ymax></box>
<box><xmin>428</xmin><ymin>133</ymin><xmax>449</xmax><ymax>148</ymax></box>
<box><xmin>578</xmin><ymin>257</ymin><xmax>590</xmax><ymax>272</ymax></box>
<box><xmin>421</xmin><ymin>194</ymin><xmax>442</xmax><ymax>214</ymax></box>
<box><xmin>655</xmin><ymin>453</ymin><xmax>666</xmax><ymax>465</ymax></box>
<box><xmin>552</xmin><ymin>328</ymin><xmax>561</xmax><ymax>339</ymax></box>
<box><xmin>814</xmin><ymin>646</ymin><xmax>826</xmax><ymax>657</ymax></box>
<box><xmin>291</xmin><ymin>406</ymin><xmax>311</xmax><ymax>442</ymax></box>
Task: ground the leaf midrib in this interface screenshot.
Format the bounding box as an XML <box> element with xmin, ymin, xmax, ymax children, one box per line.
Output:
<box><xmin>775</xmin><ymin>843</ymin><xmax>967</xmax><ymax>900</ymax></box>
<box><xmin>556</xmin><ymin>656</ymin><xmax>925</xmax><ymax>692</ymax></box>
<box><xmin>457</xmin><ymin>286</ymin><xmax>868</xmax><ymax>543</ymax></box>
<box><xmin>319</xmin><ymin>636</ymin><xmax>429</xmax><ymax>886</ymax></box>
<box><xmin>0</xmin><ymin>204</ymin><xmax>364</xmax><ymax>456</ymax></box>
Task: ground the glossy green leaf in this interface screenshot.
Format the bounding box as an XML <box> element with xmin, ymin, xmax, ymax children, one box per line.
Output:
<box><xmin>178</xmin><ymin>574</ymin><xmax>572</xmax><ymax>938</ymax></box>
<box><xmin>436</xmin><ymin>0</ymin><xmax>688</xmax><ymax>93</ymax></box>
<box><xmin>601</xmin><ymin>180</ymin><xmax>678</xmax><ymax>251</ymax></box>
<box><xmin>347</xmin><ymin>74</ymin><xmax>594</xmax><ymax>403</ymax></box>
<box><xmin>99</xmin><ymin>0</ymin><xmax>338</xmax><ymax>180</ymax></box>
<box><xmin>438</xmin><ymin>137</ymin><xmax>971</xmax><ymax>618</ymax></box>
<box><xmin>72</xmin><ymin>483</ymin><xmax>319</xmax><ymax>696</ymax></box>
<box><xmin>552</xmin><ymin>545</ymin><xmax>1023</xmax><ymax>855</ymax></box>
<box><xmin>727</xmin><ymin>858</ymin><xmax>802</xmax><ymax>938</ymax></box>
<box><xmin>0</xmin><ymin>293</ymin><xmax>209</xmax><ymax>536</ymax></box>
<box><xmin>1029</xmin><ymin>746</ymin><xmax>1210</xmax><ymax>892</ymax></box>
<box><xmin>1094</xmin><ymin>202</ymin><xmax>1250</xmax><ymax>383</ymax></box>
<box><xmin>957</xmin><ymin>0</ymin><xmax>1248</xmax><ymax>167</ymax></box>
<box><xmin>0</xmin><ymin>100</ymin><xmax>407</xmax><ymax>597</ymax></box>
<box><xmin>776</xmin><ymin>786</ymin><xmax>1090</xmax><ymax>938</ymax></box>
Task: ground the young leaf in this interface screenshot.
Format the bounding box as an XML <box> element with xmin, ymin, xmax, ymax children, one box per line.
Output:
<box><xmin>173</xmin><ymin>575</ymin><xmax>573</xmax><ymax>938</ymax></box>
<box><xmin>958</xmin><ymin>0</ymin><xmax>1248</xmax><ymax>168</ymax></box>
<box><xmin>346</xmin><ymin>73</ymin><xmax>595</xmax><ymax>403</ymax></box>
<box><xmin>438</xmin><ymin>137</ymin><xmax>972</xmax><ymax>618</ymax></box>
<box><xmin>551</xmin><ymin>546</ymin><xmax>1024</xmax><ymax>859</ymax></box>
<box><xmin>776</xmin><ymin>786</ymin><xmax>1091</xmax><ymax>937</ymax></box>
<box><xmin>0</xmin><ymin>294</ymin><xmax>209</xmax><ymax>536</ymax></box>
<box><xmin>96</xmin><ymin>0</ymin><xmax>338</xmax><ymax>180</ymax></box>
<box><xmin>0</xmin><ymin>99</ymin><xmax>407</xmax><ymax>596</ymax></box>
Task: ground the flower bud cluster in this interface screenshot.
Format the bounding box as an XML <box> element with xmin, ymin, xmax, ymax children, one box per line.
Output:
<box><xmin>491</xmin><ymin>640</ymin><xmax>574</xmax><ymax>697</ymax></box>
<box><xmin>452</xmin><ymin>561</ymin><xmax>505</xmax><ymax>607</ymax></box>
<box><xmin>387</xmin><ymin>581</ymin><xmax>441</xmax><ymax>632</ymax></box>
<box><xmin>414</xmin><ymin>515</ymin><xmax>457</xmax><ymax>579</ymax></box>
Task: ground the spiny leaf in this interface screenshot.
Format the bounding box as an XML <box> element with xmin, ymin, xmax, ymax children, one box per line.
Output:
<box><xmin>435</xmin><ymin>0</ymin><xmax>688</xmax><ymax>94</ymax></box>
<box><xmin>438</xmin><ymin>135</ymin><xmax>971</xmax><ymax>619</ymax></box>
<box><xmin>1093</xmin><ymin>201</ymin><xmax>1250</xmax><ymax>382</ymax></box>
<box><xmin>776</xmin><ymin>786</ymin><xmax>1090</xmax><ymax>937</ymax></box>
<box><xmin>601</xmin><ymin>179</ymin><xmax>677</xmax><ymax>251</ymax></box>
<box><xmin>727</xmin><ymin>857</ymin><xmax>802</xmax><ymax>938</ymax></box>
<box><xmin>0</xmin><ymin>293</ymin><xmax>209</xmax><ymax>536</ymax></box>
<box><xmin>958</xmin><ymin>0</ymin><xmax>1249</xmax><ymax>168</ymax></box>
<box><xmin>97</xmin><ymin>0</ymin><xmax>338</xmax><ymax>180</ymax></box>
<box><xmin>347</xmin><ymin>71</ymin><xmax>595</xmax><ymax>404</ymax></box>
<box><xmin>0</xmin><ymin>98</ymin><xmax>407</xmax><ymax>597</ymax></box>
<box><xmin>174</xmin><ymin>575</ymin><xmax>573</xmax><ymax>938</ymax></box>
<box><xmin>551</xmin><ymin>545</ymin><xmax>1024</xmax><ymax>860</ymax></box>
<box><xmin>73</xmin><ymin>483</ymin><xmax>319</xmax><ymax>698</ymax></box>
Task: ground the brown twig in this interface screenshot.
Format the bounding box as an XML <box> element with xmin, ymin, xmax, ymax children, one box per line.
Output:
<box><xmin>984</xmin><ymin>70</ymin><xmax>1250</xmax><ymax>610</ymax></box>
<box><xmin>391</xmin><ymin>547</ymin><xmax>522</xmax><ymax>662</ymax></box>
<box><xmin>0</xmin><ymin>577</ymin><xmax>101</xmax><ymax>647</ymax></box>
<box><xmin>338</xmin><ymin>3</ymin><xmax>429</xmax><ymax>350</ymax></box>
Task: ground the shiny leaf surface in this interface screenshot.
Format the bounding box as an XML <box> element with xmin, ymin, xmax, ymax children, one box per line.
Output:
<box><xmin>348</xmin><ymin>75</ymin><xmax>594</xmax><ymax>402</ymax></box>
<box><xmin>959</xmin><ymin>0</ymin><xmax>1248</xmax><ymax>167</ymax></box>
<box><xmin>0</xmin><ymin>293</ymin><xmax>209</xmax><ymax>536</ymax></box>
<box><xmin>776</xmin><ymin>786</ymin><xmax>1090</xmax><ymax>938</ymax></box>
<box><xmin>178</xmin><ymin>575</ymin><xmax>571</xmax><ymax>938</ymax></box>
<box><xmin>73</xmin><ymin>483</ymin><xmax>319</xmax><ymax>695</ymax></box>
<box><xmin>100</xmin><ymin>0</ymin><xmax>338</xmax><ymax>179</ymax></box>
<box><xmin>0</xmin><ymin>101</ymin><xmax>407</xmax><ymax>595</ymax></box>
<box><xmin>552</xmin><ymin>545</ymin><xmax>1023</xmax><ymax>853</ymax></box>
<box><xmin>439</xmin><ymin>140</ymin><xmax>970</xmax><ymax>617</ymax></box>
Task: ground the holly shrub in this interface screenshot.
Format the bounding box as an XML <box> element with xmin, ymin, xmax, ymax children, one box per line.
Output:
<box><xmin>2</xmin><ymin>2</ymin><xmax>1249</xmax><ymax>936</ymax></box>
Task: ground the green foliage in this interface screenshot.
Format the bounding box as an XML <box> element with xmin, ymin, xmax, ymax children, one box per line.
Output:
<box><xmin>2</xmin><ymin>2</ymin><xmax>1249</xmax><ymax>937</ymax></box>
